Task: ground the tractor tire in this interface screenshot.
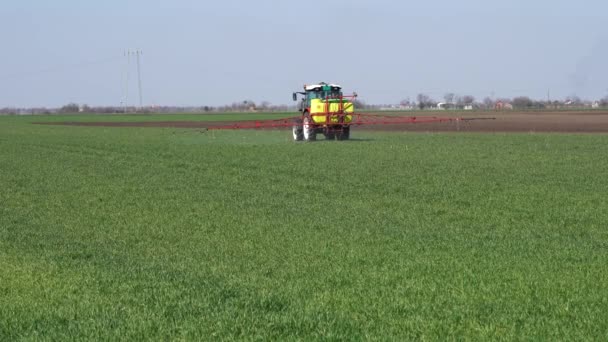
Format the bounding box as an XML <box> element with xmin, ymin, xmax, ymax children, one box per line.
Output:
<box><xmin>325</xmin><ymin>128</ymin><xmax>336</xmax><ymax>140</ymax></box>
<box><xmin>292</xmin><ymin>119</ymin><xmax>303</xmax><ymax>141</ymax></box>
<box><xmin>303</xmin><ymin>115</ymin><xmax>316</xmax><ymax>141</ymax></box>
<box><xmin>336</xmin><ymin>126</ymin><xmax>350</xmax><ymax>140</ymax></box>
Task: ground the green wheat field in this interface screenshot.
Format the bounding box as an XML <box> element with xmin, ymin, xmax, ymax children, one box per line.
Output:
<box><xmin>1</xmin><ymin>114</ymin><xmax>607</xmax><ymax>340</ymax></box>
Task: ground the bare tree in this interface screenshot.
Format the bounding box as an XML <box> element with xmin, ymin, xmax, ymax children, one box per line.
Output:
<box><xmin>512</xmin><ymin>96</ymin><xmax>534</xmax><ymax>109</ymax></box>
<box><xmin>483</xmin><ymin>97</ymin><xmax>494</xmax><ymax>109</ymax></box>
<box><xmin>455</xmin><ymin>96</ymin><xmax>464</xmax><ymax>107</ymax></box>
<box><xmin>60</xmin><ymin>103</ymin><xmax>80</xmax><ymax>113</ymax></box>
<box><xmin>462</xmin><ymin>95</ymin><xmax>475</xmax><ymax>105</ymax></box>
<box><xmin>417</xmin><ymin>93</ymin><xmax>432</xmax><ymax>109</ymax></box>
<box><xmin>258</xmin><ymin>101</ymin><xmax>271</xmax><ymax>110</ymax></box>
<box><xmin>353</xmin><ymin>99</ymin><xmax>367</xmax><ymax>109</ymax></box>
<box><xmin>239</xmin><ymin>100</ymin><xmax>256</xmax><ymax>111</ymax></box>
<box><xmin>443</xmin><ymin>93</ymin><xmax>455</xmax><ymax>105</ymax></box>
<box><xmin>0</xmin><ymin>108</ymin><xmax>16</xmax><ymax>115</ymax></box>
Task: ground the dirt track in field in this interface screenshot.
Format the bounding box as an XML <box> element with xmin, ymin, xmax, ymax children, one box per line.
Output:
<box><xmin>38</xmin><ymin>111</ymin><xmax>608</xmax><ymax>133</ymax></box>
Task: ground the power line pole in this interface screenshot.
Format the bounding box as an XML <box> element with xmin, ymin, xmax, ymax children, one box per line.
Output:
<box><xmin>124</xmin><ymin>49</ymin><xmax>130</xmax><ymax>114</ymax></box>
<box><xmin>135</xmin><ymin>49</ymin><xmax>143</xmax><ymax>110</ymax></box>
<box><xmin>123</xmin><ymin>49</ymin><xmax>144</xmax><ymax>113</ymax></box>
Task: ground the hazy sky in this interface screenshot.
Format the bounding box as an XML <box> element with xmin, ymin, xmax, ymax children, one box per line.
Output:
<box><xmin>1</xmin><ymin>0</ymin><xmax>607</xmax><ymax>107</ymax></box>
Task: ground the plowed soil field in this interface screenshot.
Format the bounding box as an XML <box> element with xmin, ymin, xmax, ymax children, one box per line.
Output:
<box><xmin>38</xmin><ymin>111</ymin><xmax>608</xmax><ymax>133</ymax></box>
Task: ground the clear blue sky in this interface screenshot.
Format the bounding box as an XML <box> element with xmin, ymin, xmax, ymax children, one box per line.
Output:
<box><xmin>1</xmin><ymin>0</ymin><xmax>606</xmax><ymax>107</ymax></box>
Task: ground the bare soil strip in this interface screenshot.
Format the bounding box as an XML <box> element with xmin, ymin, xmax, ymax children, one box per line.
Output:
<box><xmin>36</xmin><ymin>111</ymin><xmax>608</xmax><ymax>133</ymax></box>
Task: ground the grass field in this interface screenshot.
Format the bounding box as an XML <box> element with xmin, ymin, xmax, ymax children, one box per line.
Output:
<box><xmin>1</xmin><ymin>114</ymin><xmax>608</xmax><ymax>340</ymax></box>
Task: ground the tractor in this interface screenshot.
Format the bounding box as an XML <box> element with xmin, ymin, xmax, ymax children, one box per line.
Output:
<box><xmin>292</xmin><ymin>82</ymin><xmax>356</xmax><ymax>141</ymax></box>
<box><xmin>208</xmin><ymin>84</ymin><xmax>490</xmax><ymax>133</ymax></box>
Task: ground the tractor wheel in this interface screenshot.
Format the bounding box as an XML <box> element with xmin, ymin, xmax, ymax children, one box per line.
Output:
<box><xmin>336</xmin><ymin>126</ymin><xmax>350</xmax><ymax>140</ymax></box>
<box><xmin>292</xmin><ymin>119</ymin><xmax>303</xmax><ymax>141</ymax></box>
<box><xmin>303</xmin><ymin>116</ymin><xmax>316</xmax><ymax>141</ymax></box>
<box><xmin>325</xmin><ymin>128</ymin><xmax>336</xmax><ymax>140</ymax></box>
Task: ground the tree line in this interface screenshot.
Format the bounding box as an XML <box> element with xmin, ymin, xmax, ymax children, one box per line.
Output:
<box><xmin>405</xmin><ymin>93</ymin><xmax>608</xmax><ymax>110</ymax></box>
<box><xmin>2</xmin><ymin>94</ymin><xmax>608</xmax><ymax>115</ymax></box>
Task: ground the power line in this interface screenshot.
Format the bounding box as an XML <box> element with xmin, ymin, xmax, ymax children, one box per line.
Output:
<box><xmin>0</xmin><ymin>56</ymin><xmax>122</xmax><ymax>81</ymax></box>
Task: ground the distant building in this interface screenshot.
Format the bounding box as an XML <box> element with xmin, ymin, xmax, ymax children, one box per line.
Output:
<box><xmin>437</xmin><ymin>102</ymin><xmax>457</xmax><ymax>110</ymax></box>
<box><xmin>398</xmin><ymin>104</ymin><xmax>415</xmax><ymax>110</ymax></box>
<box><xmin>495</xmin><ymin>101</ymin><xmax>513</xmax><ymax>110</ymax></box>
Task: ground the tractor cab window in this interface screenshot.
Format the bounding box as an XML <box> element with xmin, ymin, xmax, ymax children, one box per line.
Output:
<box><xmin>307</xmin><ymin>90</ymin><xmax>342</xmax><ymax>100</ymax></box>
<box><xmin>306</xmin><ymin>91</ymin><xmax>320</xmax><ymax>100</ymax></box>
<box><xmin>324</xmin><ymin>90</ymin><xmax>342</xmax><ymax>99</ymax></box>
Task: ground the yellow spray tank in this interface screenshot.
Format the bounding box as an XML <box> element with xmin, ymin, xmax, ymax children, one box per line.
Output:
<box><xmin>291</xmin><ymin>82</ymin><xmax>356</xmax><ymax>141</ymax></box>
